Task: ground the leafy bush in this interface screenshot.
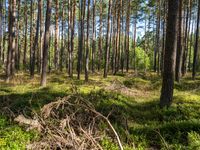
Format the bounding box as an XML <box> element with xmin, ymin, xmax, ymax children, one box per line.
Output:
<box><xmin>0</xmin><ymin>116</ymin><xmax>38</xmax><ymax>150</ymax></box>
<box><xmin>188</xmin><ymin>132</ymin><xmax>200</xmax><ymax>149</ymax></box>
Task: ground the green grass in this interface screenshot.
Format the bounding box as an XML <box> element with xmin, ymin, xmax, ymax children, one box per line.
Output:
<box><xmin>0</xmin><ymin>71</ymin><xmax>200</xmax><ymax>149</ymax></box>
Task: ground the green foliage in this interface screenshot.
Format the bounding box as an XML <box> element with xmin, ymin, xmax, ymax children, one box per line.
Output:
<box><xmin>188</xmin><ymin>132</ymin><xmax>200</xmax><ymax>150</ymax></box>
<box><xmin>1</xmin><ymin>73</ymin><xmax>200</xmax><ymax>149</ymax></box>
<box><xmin>135</xmin><ymin>47</ymin><xmax>150</xmax><ymax>70</ymax></box>
<box><xmin>0</xmin><ymin>116</ymin><xmax>38</xmax><ymax>150</ymax></box>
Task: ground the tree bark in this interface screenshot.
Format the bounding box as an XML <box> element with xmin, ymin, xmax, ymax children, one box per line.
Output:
<box><xmin>54</xmin><ymin>0</ymin><xmax>59</xmax><ymax>70</ymax></box>
<box><xmin>85</xmin><ymin>0</ymin><xmax>91</xmax><ymax>82</ymax></box>
<box><xmin>31</xmin><ymin>0</ymin><xmax>41</xmax><ymax>78</ymax></box>
<box><xmin>91</xmin><ymin>0</ymin><xmax>96</xmax><ymax>73</ymax></box>
<box><xmin>103</xmin><ymin>0</ymin><xmax>112</xmax><ymax>78</ymax></box>
<box><xmin>160</xmin><ymin>0</ymin><xmax>179</xmax><ymax>108</ymax></box>
<box><xmin>175</xmin><ymin>0</ymin><xmax>183</xmax><ymax>82</ymax></box>
<box><xmin>77</xmin><ymin>0</ymin><xmax>86</xmax><ymax>79</ymax></box>
<box><xmin>192</xmin><ymin>0</ymin><xmax>200</xmax><ymax>79</ymax></box>
<box><xmin>41</xmin><ymin>0</ymin><xmax>52</xmax><ymax>86</ymax></box>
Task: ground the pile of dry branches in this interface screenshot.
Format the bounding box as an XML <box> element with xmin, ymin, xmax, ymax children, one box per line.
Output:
<box><xmin>105</xmin><ymin>79</ymin><xmax>138</xmax><ymax>97</ymax></box>
<box><xmin>14</xmin><ymin>93</ymin><xmax>123</xmax><ymax>150</ymax></box>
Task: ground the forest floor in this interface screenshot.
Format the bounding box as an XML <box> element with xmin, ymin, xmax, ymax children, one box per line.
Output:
<box><xmin>0</xmin><ymin>71</ymin><xmax>200</xmax><ymax>149</ymax></box>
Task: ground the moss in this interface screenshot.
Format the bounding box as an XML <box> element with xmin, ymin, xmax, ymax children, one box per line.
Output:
<box><xmin>0</xmin><ymin>72</ymin><xmax>200</xmax><ymax>149</ymax></box>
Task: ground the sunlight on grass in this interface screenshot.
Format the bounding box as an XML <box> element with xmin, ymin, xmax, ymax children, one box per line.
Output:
<box><xmin>0</xmin><ymin>72</ymin><xmax>200</xmax><ymax>149</ymax></box>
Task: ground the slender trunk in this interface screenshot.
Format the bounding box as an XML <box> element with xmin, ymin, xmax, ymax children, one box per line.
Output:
<box><xmin>54</xmin><ymin>0</ymin><xmax>59</xmax><ymax>70</ymax></box>
<box><xmin>77</xmin><ymin>0</ymin><xmax>86</xmax><ymax>79</ymax></box>
<box><xmin>30</xmin><ymin>0</ymin><xmax>33</xmax><ymax>74</ymax></box>
<box><xmin>188</xmin><ymin>16</ymin><xmax>194</xmax><ymax>71</ymax></box>
<box><xmin>6</xmin><ymin>0</ymin><xmax>16</xmax><ymax>81</ymax></box>
<box><xmin>69</xmin><ymin>0</ymin><xmax>76</xmax><ymax>78</ymax></box>
<box><xmin>31</xmin><ymin>0</ymin><xmax>40</xmax><ymax>78</ymax></box>
<box><xmin>98</xmin><ymin>0</ymin><xmax>103</xmax><ymax>71</ymax></box>
<box><xmin>23</xmin><ymin>1</ymin><xmax>27</xmax><ymax>70</ymax></box>
<box><xmin>41</xmin><ymin>0</ymin><xmax>52</xmax><ymax>87</ymax></box>
<box><xmin>192</xmin><ymin>0</ymin><xmax>200</xmax><ymax>79</ymax></box>
<box><xmin>91</xmin><ymin>0</ymin><xmax>96</xmax><ymax>73</ymax></box>
<box><xmin>133</xmin><ymin>14</ymin><xmax>137</xmax><ymax>71</ymax></box>
<box><xmin>85</xmin><ymin>0</ymin><xmax>90</xmax><ymax>82</ymax></box>
<box><xmin>182</xmin><ymin>0</ymin><xmax>191</xmax><ymax>75</ymax></box>
<box><xmin>125</xmin><ymin>0</ymin><xmax>130</xmax><ymax>72</ymax></box>
<box><xmin>154</xmin><ymin>0</ymin><xmax>161</xmax><ymax>73</ymax></box>
<box><xmin>60</xmin><ymin>0</ymin><xmax>65</xmax><ymax>71</ymax></box>
<box><xmin>15</xmin><ymin>0</ymin><xmax>20</xmax><ymax>71</ymax></box>
<box><xmin>114</xmin><ymin>0</ymin><xmax>122</xmax><ymax>75</ymax></box>
<box><xmin>0</xmin><ymin>0</ymin><xmax>2</xmax><ymax>64</ymax></box>
<box><xmin>175</xmin><ymin>0</ymin><xmax>183</xmax><ymax>82</ymax></box>
<box><xmin>103</xmin><ymin>0</ymin><xmax>112</xmax><ymax>78</ymax></box>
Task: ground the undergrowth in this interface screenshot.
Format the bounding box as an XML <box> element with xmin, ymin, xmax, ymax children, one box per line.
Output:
<box><xmin>0</xmin><ymin>72</ymin><xmax>200</xmax><ymax>149</ymax></box>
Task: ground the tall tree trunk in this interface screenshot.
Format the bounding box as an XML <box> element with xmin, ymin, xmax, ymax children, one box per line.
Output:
<box><xmin>15</xmin><ymin>0</ymin><xmax>20</xmax><ymax>71</ymax></box>
<box><xmin>0</xmin><ymin>0</ymin><xmax>3</xmax><ymax>64</ymax></box>
<box><xmin>192</xmin><ymin>0</ymin><xmax>200</xmax><ymax>79</ymax></box>
<box><xmin>154</xmin><ymin>0</ymin><xmax>161</xmax><ymax>73</ymax></box>
<box><xmin>175</xmin><ymin>0</ymin><xmax>183</xmax><ymax>82</ymax></box>
<box><xmin>160</xmin><ymin>0</ymin><xmax>179</xmax><ymax>107</ymax></box>
<box><xmin>69</xmin><ymin>0</ymin><xmax>76</xmax><ymax>78</ymax></box>
<box><xmin>23</xmin><ymin>0</ymin><xmax>27</xmax><ymax>70</ymax></box>
<box><xmin>182</xmin><ymin>0</ymin><xmax>191</xmax><ymax>75</ymax></box>
<box><xmin>6</xmin><ymin>0</ymin><xmax>16</xmax><ymax>81</ymax></box>
<box><xmin>111</xmin><ymin>3</ymin><xmax>117</xmax><ymax>74</ymax></box>
<box><xmin>91</xmin><ymin>0</ymin><xmax>96</xmax><ymax>73</ymax></box>
<box><xmin>41</xmin><ymin>0</ymin><xmax>52</xmax><ymax>86</ymax></box>
<box><xmin>38</xmin><ymin>0</ymin><xmax>43</xmax><ymax>73</ymax></box>
<box><xmin>31</xmin><ymin>0</ymin><xmax>40</xmax><ymax>78</ymax></box>
<box><xmin>133</xmin><ymin>13</ymin><xmax>137</xmax><ymax>72</ymax></box>
<box><xmin>98</xmin><ymin>0</ymin><xmax>103</xmax><ymax>71</ymax></box>
<box><xmin>30</xmin><ymin>0</ymin><xmax>33</xmax><ymax>75</ymax></box>
<box><xmin>161</xmin><ymin>0</ymin><xmax>166</xmax><ymax>75</ymax></box>
<box><xmin>77</xmin><ymin>0</ymin><xmax>86</xmax><ymax>79</ymax></box>
<box><xmin>2</xmin><ymin>0</ymin><xmax>6</xmax><ymax>66</ymax></box>
<box><xmin>114</xmin><ymin>0</ymin><xmax>122</xmax><ymax>75</ymax></box>
<box><xmin>10</xmin><ymin>0</ymin><xmax>16</xmax><ymax>76</ymax></box>
<box><xmin>125</xmin><ymin>0</ymin><xmax>130</xmax><ymax>72</ymax></box>
<box><xmin>54</xmin><ymin>0</ymin><xmax>59</xmax><ymax>70</ymax></box>
<box><xmin>68</xmin><ymin>0</ymin><xmax>71</xmax><ymax>76</ymax></box>
<box><xmin>103</xmin><ymin>0</ymin><xmax>112</xmax><ymax>78</ymax></box>
<box><xmin>188</xmin><ymin>14</ymin><xmax>194</xmax><ymax>71</ymax></box>
<box><xmin>85</xmin><ymin>0</ymin><xmax>90</xmax><ymax>82</ymax></box>
<box><xmin>60</xmin><ymin>0</ymin><xmax>66</xmax><ymax>72</ymax></box>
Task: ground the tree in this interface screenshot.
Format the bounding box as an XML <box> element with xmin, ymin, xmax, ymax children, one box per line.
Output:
<box><xmin>154</xmin><ymin>0</ymin><xmax>161</xmax><ymax>73</ymax></box>
<box><xmin>160</xmin><ymin>0</ymin><xmax>179</xmax><ymax>107</ymax></box>
<box><xmin>0</xmin><ymin>0</ymin><xmax>2</xmax><ymax>63</ymax></box>
<box><xmin>103</xmin><ymin>0</ymin><xmax>112</xmax><ymax>78</ymax></box>
<box><xmin>39</xmin><ymin>0</ymin><xmax>44</xmax><ymax>73</ymax></box>
<box><xmin>54</xmin><ymin>0</ymin><xmax>59</xmax><ymax>70</ymax></box>
<box><xmin>98</xmin><ymin>0</ymin><xmax>103</xmax><ymax>71</ymax></box>
<box><xmin>6</xmin><ymin>0</ymin><xmax>16</xmax><ymax>82</ymax></box>
<box><xmin>77</xmin><ymin>0</ymin><xmax>86</xmax><ymax>80</ymax></box>
<box><xmin>175</xmin><ymin>0</ymin><xmax>183</xmax><ymax>82</ymax></box>
<box><xmin>60</xmin><ymin>0</ymin><xmax>66</xmax><ymax>72</ymax></box>
<box><xmin>30</xmin><ymin>0</ymin><xmax>33</xmax><ymax>76</ymax></box>
<box><xmin>125</xmin><ymin>0</ymin><xmax>130</xmax><ymax>72</ymax></box>
<box><xmin>31</xmin><ymin>0</ymin><xmax>41</xmax><ymax>78</ymax></box>
<box><xmin>91</xmin><ymin>0</ymin><xmax>96</xmax><ymax>73</ymax></box>
<box><xmin>41</xmin><ymin>0</ymin><xmax>52</xmax><ymax>86</ymax></box>
<box><xmin>23</xmin><ymin>0</ymin><xmax>28</xmax><ymax>70</ymax></box>
<box><xmin>192</xmin><ymin>0</ymin><xmax>200</xmax><ymax>79</ymax></box>
<box><xmin>85</xmin><ymin>0</ymin><xmax>91</xmax><ymax>82</ymax></box>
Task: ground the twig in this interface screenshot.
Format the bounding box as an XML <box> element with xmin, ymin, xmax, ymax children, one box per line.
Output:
<box><xmin>90</xmin><ymin>109</ymin><xmax>124</xmax><ymax>150</ymax></box>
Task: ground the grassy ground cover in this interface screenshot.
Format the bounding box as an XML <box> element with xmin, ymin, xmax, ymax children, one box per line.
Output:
<box><xmin>0</xmin><ymin>71</ymin><xmax>200</xmax><ymax>149</ymax></box>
